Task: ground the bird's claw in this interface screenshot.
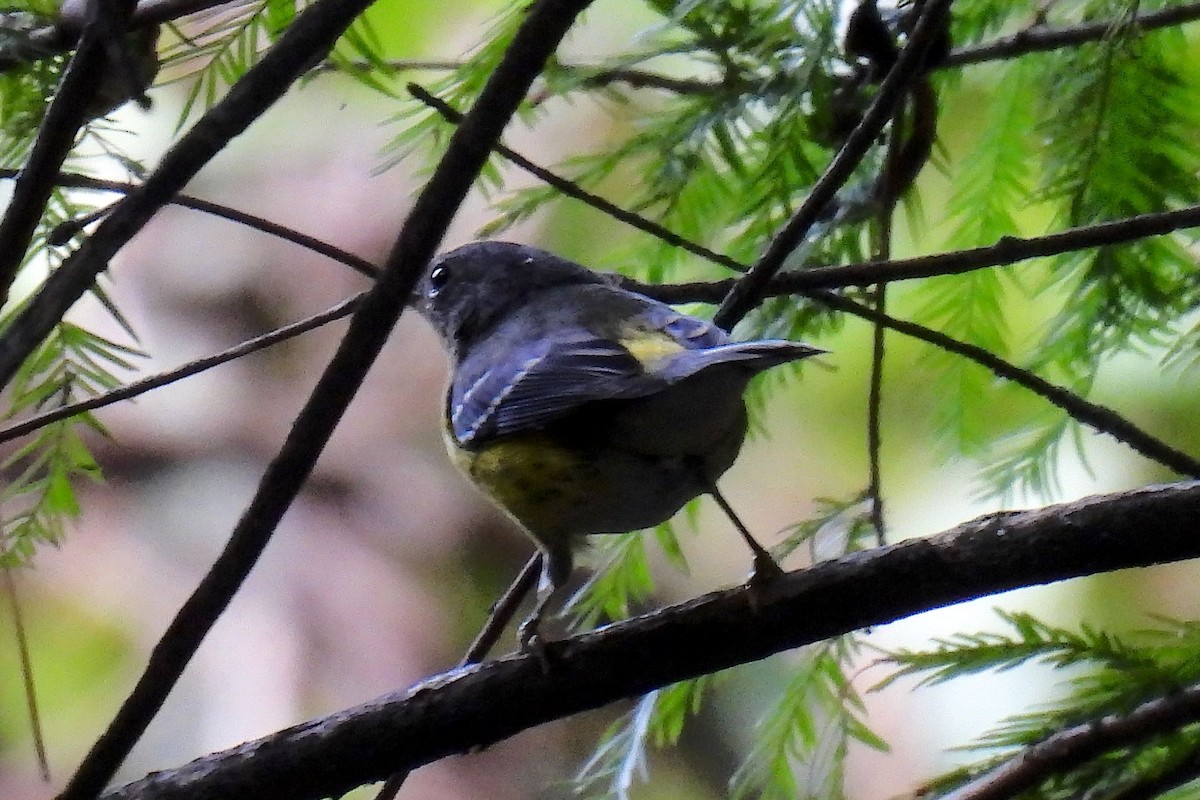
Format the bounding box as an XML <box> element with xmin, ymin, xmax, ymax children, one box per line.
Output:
<box><xmin>745</xmin><ymin>552</ymin><xmax>784</xmax><ymax>612</ymax></box>
<box><xmin>518</xmin><ymin>618</ymin><xmax>553</xmax><ymax>672</ymax></box>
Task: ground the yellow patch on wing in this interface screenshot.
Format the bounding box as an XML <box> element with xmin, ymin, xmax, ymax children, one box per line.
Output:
<box><xmin>618</xmin><ymin>328</ymin><xmax>686</xmax><ymax>366</ymax></box>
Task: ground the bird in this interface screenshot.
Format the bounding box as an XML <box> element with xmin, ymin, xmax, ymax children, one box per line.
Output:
<box><xmin>413</xmin><ymin>240</ymin><xmax>824</xmax><ymax>649</ymax></box>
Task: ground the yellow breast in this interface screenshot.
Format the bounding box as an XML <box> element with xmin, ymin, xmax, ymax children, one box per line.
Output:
<box><xmin>445</xmin><ymin>430</ymin><xmax>591</xmax><ymax>548</ymax></box>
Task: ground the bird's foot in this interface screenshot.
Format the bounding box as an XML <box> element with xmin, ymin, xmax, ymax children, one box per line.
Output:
<box><xmin>518</xmin><ymin>617</ymin><xmax>553</xmax><ymax>672</ymax></box>
<box><xmin>745</xmin><ymin>550</ymin><xmax>784</xmax><ymax>612</ymax></box>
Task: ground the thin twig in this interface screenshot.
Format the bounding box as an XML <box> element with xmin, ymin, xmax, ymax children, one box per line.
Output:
<box><xmin>865</xmin><ymin>98</ymin><xmax>910</xmax><ymax>547</ymax></box>
<box><xmin>752</xmin><ymin>204</ymin><xmax>1200</xmax><ymax>294</ymax></box>
<box><xmin>406</xmin><ymin>84</ymin><xmax>745</xmax><ymax>272</ymax></box>
<box><xmin>4</xmin><ymin>568</ymin><xmax>49</xmax><ymax>782</ymax></box>
<box><xmin>372</xmin><ymin>553</ymin><xmax>543</xmax><ymax>800</ymax></box>
<box><xmin>866</xmin><ymin>287</ymin><xmax>886</xmax><ymax>546</ymax></box>
<box><xmin>0</xmin><ymin>293</ymin><xmax>363</xmax><ymax>445</ymax></box>
<box><xmin>866</xmin><ymin>151</ymin><xmax>896</xmax><ymax>547</ymax></box>
<box><xmin>713</xmin><ymin>0</ymin><xmax>951</xmax><ymax>329</ymax></box>
<box><xmin>413</xmin><ymin>84</ymin><xmax>1200</xmax><ymax>480</ymax></box>
<box><xmin>18</xmin><ymin>169</ymin><xmax>378</xmax><ymax>277</ymax></box>
<box><xmin>461</xmin><ymin>554</ymin><xmax>541</xmax><ymax>664</ymax></box>
<box><xmin>943</xmin><ymin>683</ymin><xmax>1200</xmax><ymax>800</ymax></box>
<box><xmin>945</xmin><ymin>2</ymin><xmax>1200</xmax><ymax>69</ymax></box>
<box><xmin>53</xmin><ymin>1</ymin><xmax>384</xmax><ymax>797</ymax></box>
<box><xmin>808</xmin><ymin>290</ymin><xmax>1200</xmax><ymax>478</ymax></box>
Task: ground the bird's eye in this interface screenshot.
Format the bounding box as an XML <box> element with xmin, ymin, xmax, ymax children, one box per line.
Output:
<box><xmin>427</xmin><ymin>265</ymin><xmax>450</xmax><ymax>297</ymax></box>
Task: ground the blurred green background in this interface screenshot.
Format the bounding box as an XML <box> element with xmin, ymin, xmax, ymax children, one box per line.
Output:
<box><xmin>1</xmin><ymin>2</ymin><xmax>1198</xmax><ymax>799</ymax></box>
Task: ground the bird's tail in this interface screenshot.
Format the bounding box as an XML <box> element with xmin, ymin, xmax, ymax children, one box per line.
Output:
<box><xmin>659</xmin><ymin>340</ymin><xmax>826</xmax><ymax>382</ymax></box>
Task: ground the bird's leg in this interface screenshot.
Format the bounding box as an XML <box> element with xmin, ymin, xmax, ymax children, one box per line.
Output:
<box><xmin>704</xmin><ymin>478</ymin><xmax>784</xmax><ymax>584</ymax></box>
<box><xmin>517</xmin><ymin>545</ymin><xmax>573</xmax><ymax>661</ymax></box>
<box><xmin>464</xmin><ymin>553</ymin><xmax>541</xmax><ymax>665</ymax></box>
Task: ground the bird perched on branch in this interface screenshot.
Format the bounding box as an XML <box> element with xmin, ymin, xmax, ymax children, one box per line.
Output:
<box><xmin>414</xmin><ymin>241</ymin><xmax>824</xmax><ymax>649</ymax></box>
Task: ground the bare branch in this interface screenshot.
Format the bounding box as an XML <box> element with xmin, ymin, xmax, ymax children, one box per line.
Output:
<box><xmin>0</xmin><ymin>293</ymin><xmax>362</xmax><ymax>445</ymax></box>
<box><xmin>55</xmin><ymin>1</ymin><xmax>596</xmax><ymax>800</ymax></box>
<box><xmin>0</xmin><ymin>0</ymin><xmax>136</xmax><ymax>301</ymax></box>
<box><xmin>96</xmin><ymin>480</ymin><xmax>1200</xmax><ymax>800</ymax></box>
<box><xmin>946</xmin><ymin>2</ymin><xmax>1200</xmax><ymax>69</ymax></box>
<box><xmin>0</xmin><ymin>0</ymin><xmax>374</xmax><ymax>398</ymax></box>
<box><xmin>760</xmin><ymin>289</ymin><xmax>1200</xmax><ymax>478</ymax></box>
<box><xmin>406</xmin><ymin>84</ymin><xmax>746</xmax><ymax>270</ymax></box>
<box><xmin>412</xmin><ymin>83</ymin><xmax>1200</xmax><ymax>479</ymax></box>
<box><xmin>29</xmin><ymin>170</ymin><xmax>379</xmax><ymax>277</ymax></box>
<box><xmin>944</xmin><ymin>683</ymin><xmax>1200</xmax><ymax>800</ymax></box>
<box><xmin>713</xmin><ymin>0</ymin><xmax>951</xmax><ymax>329</ymax></box>
<box><xmin>3</xmin><ymin>569</ymin><xmax>48</xmax><ymax>781</ymax></box>
<box><xmin>372</xmin><ymin>553</ymin><xmax>543</xmax><ymax>800</ymax></box>
<box><xmin>765</xmin><ymin>205</ymin><xmax>1200</xmax><ymax>293</ymax></box>
<box><xmin>52</xmin><ymin>1</ymin><xmax>383</xmax><ymax>796</ymax></box>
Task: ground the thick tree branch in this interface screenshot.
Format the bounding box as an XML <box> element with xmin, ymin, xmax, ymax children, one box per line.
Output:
<box><xmin>0</xmin><ymin>0</ymin><xmax>374</xmax><ymax>398</ymax></box>
<box><xmin>55</xmin><ymin>1</ymin><xmax>595</xmax><ymax>799</ymax></box>
<box><xmin>92</xmin><ymin>480</ymin><xmax>1200</xmax><ymax>800</ymax></box>
<box><xmin>0</xmin><ymin>0</ymin><xmax>134</xmax><ymax>301</ymax></box>
<box><xmin>51</xmin><ymin>1</ymin><xmax>384</xmax><ymax>797</ymax></box>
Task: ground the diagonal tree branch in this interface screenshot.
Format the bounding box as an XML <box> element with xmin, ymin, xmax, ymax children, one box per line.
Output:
<box><xmin>943</xmin><ymin>682</ymin><xmax>1200</xmax><ymax>800</ymax></box>
<box><xmin>22</xmin><ymin>169</ymin><xmax>378</xmax><ymax>277</ymax></box>
<box><xmin>55</xmin><ymin>1</ymin><xmax>596</xmax><ymax>799</ymax></box>
<box><xmin>411</xmin><ymin>86</ymin><xmax>1200</xmax><ymax>479</ymax></box>
<box><xmin>745</xmin><ymin>288</ymin><xmax>1200</xmax><ymax>478</ymax></box>
<box><xmin>713</xmin><ymin>0</ymin><xmax>952</xmax><ymax>329</ymax></box>
<box><xmin>0</xmin><ymin>0</ymin><xmax>134</xmax><ymax>301</ymax></box>
<box><xmin>0</xmin><ymin>293</ymin><xmax>363</xmax><ymax>445</ymax></box>
<box><xmin>93</xmin><ymin>480</ymin><xmax>1200</xmax><ymax>800</ymax></box>
<box><xmin>51</xmin><ymin>1</ymin><xmax>385</xmax><ymax>797</ymax></box>
<box><xmin>407</xmin><ymin>82</ymin><xmax>749</xmax><ymax>271</ymax></box>
<box><xmin>0</xmin><ymin>0</ymin><xmax>375</xmax><ymax>398</ymax></box>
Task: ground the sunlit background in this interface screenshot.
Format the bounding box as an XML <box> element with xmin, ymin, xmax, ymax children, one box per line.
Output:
<box><xmin>1</xmin><ymin>2</ymin><xmax>1198</xmax><ymax>799</ymax></box>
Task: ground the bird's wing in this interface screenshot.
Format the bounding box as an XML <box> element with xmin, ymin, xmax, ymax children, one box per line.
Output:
<box><xmin>448</xmin><ymin>297</ymin><xmax>821</xmax><ymax>446</ymax></box>
<box><xmin>634</xmin><ymin>305</ymin><xmax>822</xmax><ymax>381</ymax></box>
<box><xmin>449</xmin><ymin>330</ymin><xmax>657</xmax><ymax>446</ymax></box>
